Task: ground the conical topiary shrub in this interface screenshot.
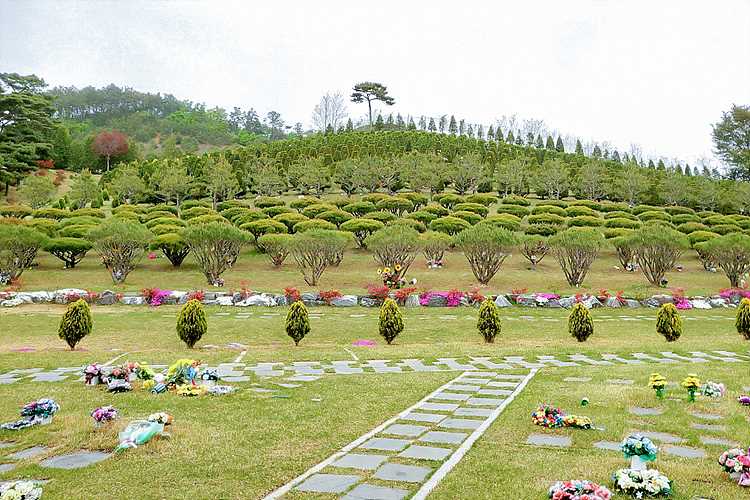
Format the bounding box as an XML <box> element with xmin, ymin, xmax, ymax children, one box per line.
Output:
<box><xmin>477</xmin><ymin>298</ymin><xmax>501</xmax><ymax>343</ymax></box>
<box><xmin>58</xmin><ymin>299</ymin><xmax>92</xmax><ymax>350</ymax></box>
<box><xmin>379</xmin><ymin>298</ymin><xmax>403</xmax><ymax>345</ymax></box>
<box><xmin>176</xmin><ymin>299</ymin><xmax>207</xmax><ymax>348</ymax></box>
<box><xmin>656</xmin><ymin>303</ymin><xmax>682</xmax><ymax>342</ymax></box>
<box><xmin>736</xmin><ymin>297</ymin><xmax>750</xmax><ymax>340</ymax></box>
<box><xmin>286</xmin><ymin>300</ymin><xmax>310</xmax><ymax>346</ymax></box>
<box><xmin>568</xmin><ymin>302</ymin><xmax>593</xmax><ymax>342</ymax></box>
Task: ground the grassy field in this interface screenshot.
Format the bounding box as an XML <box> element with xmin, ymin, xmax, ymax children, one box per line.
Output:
<box><xmin>1</xmin><ymin>307</ymin><xmax>749</xmax><ymax>498</ymax></box>
<box><xmin>14</xmin><ymin>243</ymin><xmax>731</xmax><ymax>298</ymax></box>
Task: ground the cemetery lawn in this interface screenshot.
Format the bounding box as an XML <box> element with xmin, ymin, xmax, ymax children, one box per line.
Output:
<box><xmin>1</xmin><ymin>307</ymin><xmax>749</xmax><ymax>498</ymax></box>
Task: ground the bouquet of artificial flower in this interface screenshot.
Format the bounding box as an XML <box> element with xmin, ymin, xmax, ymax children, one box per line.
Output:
<box><xmin>718</xmin><ymin>448</ymin><xmax>750</xmax><ymax>486</ymax></box>
<box><xmin>701</xmin><ymin>381</ymin><xmax>726</xmax><ymax>398</ymax></box>
<box><xmin>548</xmin><ymin>480</ymin><xmax>611</xmax><ymax>500</ymax></box>
<box><xmin>0</xmin><ymin>481</ymin><xmax>43</xmax><ymax>500</ymax></box>
<box><xmin>91</xmin><ymin>406</ymin><xmax>118</xmax><ymax>425</ymax></box>
<box><xmin>532</xmin><ymin>404</ymin><xmax>592</xmax><ymax>429</ymax></box>
<box><xmin>21</xmin><ymin>398</ymin><xmax>59</xmax><ymax>418</ymax></box>
<box><xmin>147</xmin><ymin>412</ymin><xmax>173</xmax><ymax>425</ymax></box>
<box><xmin>107</xmin><ymin>379</ymin><xmax>132</xmax><ymax>393</ymax></box>
<box><xmin>83</xmin><ymin>363</ymin><xmax>105</xmax><ymax>385</ymax></box>
<box><xmin>739</xmin><ymin>395</ymin><xmax>750</xmax><ymax>406</ymax></box>
<box><xmin>681</xmin><ymin>374</ymin><xmax>701</xmax><ymax>402</ymax></box>
<box><xmin>133</xmin><ymin>363</ymin><xmax>155</xmax><ymax>381</ymax></box>
<box><xmin>621</xmin><ymin>434</ymin><xmax>658</xmax><ymax>462</ymax></box>
<box><xmin>648</xmin><ymin>373</ymin><xmax>667</xmax><ymax>399</ymax></box>
<box><xmin>109</xmin><ymin>364</ymin><xmax>131</xmax><ymax>381</ymax></box>
<box><xmin>611</xmin><ymin>469</ymin><xmax>672</xmax><ymax>498</ymax></box>
<box><xmin>562</xmin><ymin>414</ymin><xmax>592</xmax><ymax>429</ymax></box>
<box><xmin>166</xmin><ymin>359</ymin><xmax>200</xmax><ymax>386</ymax></box>
<box><xmin>176</xmin><ymin>384</ymin><xmax>206</xmax><ymax>397</ymax></box>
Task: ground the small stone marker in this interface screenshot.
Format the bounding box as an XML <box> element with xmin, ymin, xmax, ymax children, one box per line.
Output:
<box><xmin>636</xmin><ymin>431</ymin><xmax>685</xmax><ymax>444</ymax></box>
<box><xmin>699</xmin><ymin>436</ymin><xmax>739</xmax><ymax>447</ymax></box>
<box><xmin>689</xmin><ymin>411</ymin><xmax>723</xmax><ymax>421</ymax></box>
<box><xmin>40</xmin><ymin>450</ymin><xmax>110</xmax><ymax>469</ymax></box>
<box><xmin>398</xmin><ymin>445</ymin><xmax>452</xmax><ymax>461</ymax></box>
<box><xmin>0</xmin><ymin>442</ymin><xmax>14</xmax><ymax>449</ymax></box>
<box><xmin>343</xmin><ymin>483</ymin><xmax>408</xmax><ymax>500</ymax></box>
<box><xmin>8</xmin><ymin>446</ymin><xmax>48</xmax><ymax>460</ymax></box>
<box><xmin>373</xmin><ymin>463</ymin><xmax>431</xmax><ymax>483</ymax></box>
<box><xmin>526</xmin><ymin>434</ymin><xmax>571</xmax><ymax>447</ymax></box>
<box><xmin>296</xmin><ymin>473</ymin><xmax>360</xmax><ymax>494</ymax></box>
<box><xmin>662</xmin><ymin>445</ymin><xmax>706</xmax><ymax>459</ymax></box>
<box><xmin>690</xmin><ymin>423</ymin><xmax>726</xmax><ymax>432</ymax></box>
<box><xmin>629</xmin><ymin>407</ymin><xmax>664</xmax><ymax>416</ymax></box>
<box><xmin>0</xmin><ymin>463</ymin><xmax>16</xmax><ymax>473</ymax></box>
<box><xmin>332</xmin><ymin>453</ymin><xmax>388</xmax><ymax>471</ymax></box>
<box><xmin>593</xmin><ymin>440</ymin><xmax>622</xmax><ymax>451</ymax></box>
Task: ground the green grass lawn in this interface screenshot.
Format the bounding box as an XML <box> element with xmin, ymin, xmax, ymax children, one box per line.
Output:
<box><xmin>1</xmin><ymin>307</ymin><xmax>749</xmax><ymax>498</ymax></box>
<box><xmin>14</xmin><ymin>242</ymin><xmax>732</xmax><ymax>298</ymax></box>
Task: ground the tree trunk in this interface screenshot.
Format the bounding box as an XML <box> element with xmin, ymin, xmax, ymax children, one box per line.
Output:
<box><xmin>106</xmin><ymin>155</ymin><xmax>111</xmax><ymax>172</ymax></box>
<box><xmin>367</xmin><ymin>99</ymin><xmax>373</xmax><ymax>126</ymax></box>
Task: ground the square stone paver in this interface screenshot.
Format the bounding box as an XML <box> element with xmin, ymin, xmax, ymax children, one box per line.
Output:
<box><xmin>0</xmin><ymin>463</ymin><xmax>16</xmax><ymax>473</ymax></box>
<box><xmin>360</xmin><ymin>438</ymin><xmax>411</xmax><ymax>452</ymax></box>
<box><xmin>476</xmin><ymin>388</ymin><xmax>513</xmax><ymax>396</ymax></box>
<box><xmin>419</xmin><ymin>431</ymin><xmax>468</xmax><ymax>445</ymax></box>
<box><xmin>343</xmin><ymin>483</ymin><xmax>409</xmax><ymax>500</ymax></box>
<box><xmin>296</xmin><ymin>473</ymin><xmax>361</xmax><ymax>493</ymax></box>
<box><xmin>418</xmin><ymin>402</ymin><xmax>459</xmax><ymax>412</ymax></box>
<box><xmin>593</xmin><ymin>440</ymin><xmax>621</xmax><ymax>451</ymax></box>
<box><xmin>526</xmin><ymin>434</ymin><xmax>571</xmax><ymax>447</ymax></box>
<box><xmin>332</xmin><ymin>453</ymin><xmax>388</xmax><ymax>471</ymax></box>
<box><xmin>629</xmin><ymin>407</ymin><xmax>664</xmax><ymax>416</ymax></box>
<box><xmin>447</xmin><ymin>384</ymin><xmax>481</xmax><ymax>392</ymax></box>
<box><xmin>39</xmin><ymin>451</ymin><xmax>111</xmax><ymax>469</ymax></box>
<box><xmin>373</xmin><ymin>463</ymin><xmax>431</xmax><ymax>483</ymax></box>
<box><xmin>466</xmin><ymin>397</ymin><xmax>504</xmax><ymax>406</ymax></box>
<box><xmin>486</xmin><ymin>381</ymin><xmax>517</xmax><ymax>388</ymax></box>
<box><xmin>662</xmin><ymin>445</ymin><xmax>706</xmax><ymax>459</ymax></box>
<box><xmin>382</xmin><ymin>424</ymin><xmax>429</xmax><ymax>437</ymax></box>
<box><xmin>398</xmin><ymin>445</ymin><xmax>452</xmax><ymax>461</ymax></box>
<box><xmin>400</xmin><ymin>412</ymin><xmax>445</xmax><ymax>424</ymax></box>
<box><xmin>700</xmin><ymin>436</ymin><xmax>738</xmax><ymax>447</ymax></box>
<box><xmin>458</xmin><ymin>378</ymin><xmax>491</xmax><ymax>384</ymax></box>
<box><xmin>690</xmin><ymin>423</ymin><xmax>726</xmax><ymax>432</ymax></box>
<box><xmin>0</xmin><ymin>442</ymin><xmax>14</xmax><ymax>449</ymax></box>
<box><xmin>8</xmin><ymin>446</ymin><xmax>48</xmax><ymax>460</ymax></box>
<box><xmin>636</xmin><ymin>431</ymin><xmax>685</xmax><ymax>444</ymax></box>
<box><xmin>430</xmin><ymin>392</ymin><xmax>469</xmax><ymax>401</ymax></box>
<box><xmin>453</xmin><ymin>408</ymin><xmax>493</xmax><ymax>417</ymax></box>
<box><xmin>689</xmin><ymin>411</ymin><xmax>723</xmax><ymax>421</ymax></box>
<box><xmin>438</xmin><ymin>418</ymin><xmax>483</xmax><ymax>430</ymax></box>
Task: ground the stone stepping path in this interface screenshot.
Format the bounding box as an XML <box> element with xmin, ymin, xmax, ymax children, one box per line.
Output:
<box><xmin>263</xmin><ymin>369</ymin><xmax>536</xmax><ymax>499</ymax></box>
<box><xmin>5</xmin><ymin>349</ymin><xmax>749</xmax><ymax>385</ymax></box>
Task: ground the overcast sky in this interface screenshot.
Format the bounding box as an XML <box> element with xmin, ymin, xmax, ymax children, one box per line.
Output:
<box><xmin>1</xmin><ymin>0</ymin><xmax>749</xmax><ymax>164</ymax></box>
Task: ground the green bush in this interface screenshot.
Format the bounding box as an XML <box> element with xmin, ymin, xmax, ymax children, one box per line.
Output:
<box><xmin>233</xmin><ymin>210</ymin><xmax>269</xmax><ymax>226</ymax></box>
<box><xmin>703</xmin><ymin>233</ymin><xmax>750</xmax><ymax>287</ymax></box>
<box><xmin>44</xmin><ymin>237</ymin><xmax>92</xmax><ymax>269</ymax></box>
<box><xmin>361</xmin><ymin>193</ymin><xmax>389</xmax><ymax>204</ymax></box>
<box><xmin>453</xmin><ymin>202</ymin><xmax>489</xmax><ymax>217</ymax></box>
<box><xmin>25</xmin><ymin>218</ymin><xmax>57</xmax><ymax>237</ymax></box>
<box><xmin>565</xmin><ymin>206</ymin><xmax>599</xmax><ymax>218</ymax></box>
<box><xmin>711</xmin><ymin>224</ymin><xmax>742</xmax><ymax>235</ymax></box>
<box><xmin>603</xmin><ymin>211</ymin><xmax>637</xmax><ymax>220</ymax></box>
<box><xmin>150</xmin><ymin>224</ymin><xmax>186</xmax><ymax>236</ymax></box>
<box><xmin>407</xmin><ymin>210</ymin><xmax>438</xmax><ymax>225</ymax></box>
<box><xmin>430</xmin><ymin>216</ymin><xmax>471</xmax><ymax>235</ymax></box>
<box><xmin>568</xmin><ymin>302</ymin><xmax>594</xmax><ymax>342</ymax></box>
<box><xmin>605</xmin><ymin>218</ymin><xmax>641</xmax><ymax>229</ymax></box>
<box><xmin>180</xmin><ymin>222</ymin><xmax>249</xmax><ymax>285</ymax></box>
<box><xmin>317</xmin><ymin>210</ymin><xmax>353</xmax><ymax>227</ymax></box>
<box><xmin>638</xmin><ymin>210</ymin><xmax>672</xmax><ymax>223</ymax></box>
<box><xmin>656</xmin><ymin>303</ymin><xmax>682</xmax><ymax>342</ymax></box>
<box><xmin>181</xmin><ymin>206</ymin><xmax>215</xmax><ymax>220</ymax></box>
<box><xmin>603</xmin><ymin>228</ymin><xmax>634</xmax><ymax>239</ymax></box>
<box><xmin>302</xmin><ymin>203</ymin><xmax>337</xmax><ymax>219</ymax></box>
<box><xmin>567</xmin><ymin>215</ymin><xmax>603</xmax><ymax>227</ymax></box>
<box><xmin>142</xmin><ymin>210</ymin><xmax>178</xmax><ymax>222</ymax></box>
<box><xmin>240</xmin><ymin>219</ymin><xmax>288</xmax><ymax>241</ymax></box>
<box><xmin>496</xmin><ymin>204</ymin><xmax>530</xmax><ymax>218</ymax></box>
<box><xmin>254</xmin><ymin>196</ymin><xmax>286</xmax><ymax>209</ymax></box>
<box><xmin>664</xmin><ymin>205</ymin><xmax>694</xmax><ymax>216</ymax></box>
<box><xmin>274</xmin><ymin>212</ymin><xmax>309</xmax><ymax>232</ymax></box>
<box><xmin>568</xmin><ymin>200</ymin><xmax>602</xmax><ymax>211</ymax></box>
<box><xmin>262</xmin><ymin>205</ymin><xmax>294</xmax><ymax>218</ymax></box>
<box><xmin>221</xmin><ymin>207</ymin><xmax>253</xmax><ymax>221</ymax></box>
<box><xmin>58</xmin><ymin>299</ymin><xmax>92</xmax><ymax>350</ymax></box>
<box><xmin>703</xmin><ymin>215</ymin><xmax>733</xmax><ymax>226</ymax></box>
<box><xmin>477</xmin><ymin>298</ymin><xmax>501</xmax><ymax>343</ymax></box>
<box><xmin>289</xmin><ymin>197</ymin><xmax>321</xmax><ymax>212</ymax></box>
<box><xmin>531</xmin><ymin>205</ymin><xmax>566</xmax><ymax>217</ymax></box>
<box><xmin>57</xmin><ymin>216</ymin><xmax>101</xmax><ymax>229</ymax></box>
<box><xmin>399</xmin><ymin>192</ymin><xmax>429</xmax><ymax>210</ymax></box>
<box><xmin>151</xmin><ymin>233</ymin><xmax>190</xmax><ymax>267</ymax></box>
<box><xmin>550</xmin><ymin>228</ymin><xmax>605</xmax><ymax>286</ymax></box>
<box><xmin>257</xmin><ymin>233</ymin><xmax>293</xmax><ymax>266</ymax></box>
<box><xmin>598</xmin><ymin>201</ymin><xmax>629</xmax><ymax>213</ymax></box>
<box><xmin>293</xmin><ymin>219</ymin><xmax>338</xmax><ymax>233</ymax></box>
<box><xmin>379</xmin><ymin>298</ymin><xmax>404</xmax><ymax>345</ymax></box>
<box><xmin>342</xmin><ymin>201</ymin><xmax>376</xmax><ymax>216</ymax></box>
<box><xmin>520</xmin><ymin>234</ymin><xmax>550</xmax><ymax>268</ymax></box>
<box><xmin>33</xmin><ymin>208</ymin><xmax>69</xmax><ymax>220</ymax></box>
<box><xmin>628</xmin><ymin>226</ymin><xmax>689</xmax><ymax>286</ymax></box>
<box><xmin>181</xmin><ymin>200</ymin><xmax>211</xmax><ymax>210</ymax></box>
<box><xmin>451</xmin><ymin>210</ymin><xmax>482</xmax><ymax>225</ymax></box>
<box><xmin>145</xmin><ymin>217</ymin><xmax>186</xmax><ymax>229</ymax></box>
<box><xmin>340</xmin><ymin>218</ymin><xmax>385</xmax><ymax>248</ymax></box>
<box><xmin>176</xmin><ymin>299</ymin><xmax>207</xmax><ymax>348</ymax></box>
<box><xmin>696</xmin><ymin>210</ymin><xmax>719</xmax><ymax>219</ymax></box>
<box><xmin>147</xmin><ymin>204</ymin><xmax>179</xmax><ymax>215</ymax></box>
<box><xmin>289</xmin><ymin>229</ymin><xmax>348</xmax><ymax>285</ymax></box>
<box><xmin>0</xmin><ymin>225</ymin><xmax>48</xmax><ymax>282</ymax></box>
<box><xmin>631</xmin><ymin>204</ymin><xmax>661</xmax><ymax>215</ymax></box>
<box><xmin>71</xmin><ymin>208</ymin><xmax>105</xmax><ymax>219</ymax></box>
<box><xmin>365</xmin><ymin>224</ymin><xmax>421</xmax><ymax>277</ymax></box>
<box><xmin>500</xmin><ymin>195</ymin><xmax>531</xmax><ymax>206</ymax></box>
<box><xmin>524</xmin><ymin>223</ymin><xmax>561</xmax><ymax>236</ymax></box>
<box><xmin>113</xmin><ymin>204</ymin><xmax>145</xmax><ymax>214</ymax></box>
<box><xmin>676</xmin><ymin>222</ymin><xmax>708</xmax><ymax>234</ymax></box>
<box><xmin>187</xmin><ymin>214</ymin><xmax>229</xmax><ymax>226</ymax></box>
<box><xmin>421</xmin><ymin>204</ymin><xmax>450</xmax><ymax>217</ymax></box>
<box><xmin>465</xmin><ymin>194</ymin><xmax>497</xmax><ymax>206</ymax></box>
<box><xmin>454</xmin><ymin>223</ymin><xmax>518</xmax><ymax>284</ymax></box>
<box><xmin>362</xmin><ymin>211</ymin><xmax>398</xmax><ymax>223</ymax></box>
<box><xmin>216</xmin><ymin>200</ymin><xmax>247</xmax><ymax>211</ymax></box>
<box><xmin>643</xmin><ymin>220</ymin><xmax>675</xmax><ymax>229</ymax></box>
<box><xmin>86</xmin><ymin>219</ymin><xmax>152</xmax><ymax>284</ymax></box>
<box><xmin>376</xmin><ymin>197</ymin><xmax>414</xmax><ymax>216</ymax></box>
<box><xmin>735</xmin><ymin>298</ymin><xmax>750</xmax><ymax>340</ymax></box>
<box><xmin>688</xmin><ymin>230</ymin><xmax>720</xmax><ymax>247</ymax></box>
<box><xmin>286</xmin><ymin>300</ymin><xmax>310</xmax><ymax>346</ymax></box>
<box><xmin>481</xmin><ymin>215</ymin><xmax>521</xmax><ymax>232</ymax></box>
<box><xmin>421</xmin><ymin>230</ymin><xmax>452</xmax><ymax>264</ymax></box>
<box><xmin>0</xmin><ymin>205</ymin><xmax>33</xmax><ymax>218</ymax></box>
<box><xmin>435</xmin><ymin>193</ymin><xmax>464</xmax><ymax>209</ymax></box>
<box><xmin>671</xmin><ymin>214</ymin><xmax>701</xmax><ymax>225</ymax></box>
<box><xmin>533</xmin><ymin>199</ymin><xmax>568</xmax><ymax>208</ymax></box>
<box><xmin>527</xmin><ymin>213</ymin><xmax>566</xmax><ymax>225</ymax></box>
<box><xmin>387</xmin><ymin>218</ymin><xmax>426</xmax><ymax>233</ymax></box>
<box><xmin>611</xmin><ymin>236</ymin><xmax>637</xmax><ymax>269</ymax></box>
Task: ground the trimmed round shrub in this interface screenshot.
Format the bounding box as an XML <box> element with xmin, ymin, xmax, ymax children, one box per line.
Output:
<box><xmin>361</xmin><ymin>193</ymin><xmax>389</xmax><ymax>204</ymax></box>
<box><xmin>604</xmin><ymin>211</ymin><xmax>637</xmax><ymax>220</ymax></box>
<box><xmin>421</xmin><ymin>230</ymin><xmax>452</xmax><ymax>264</ymax></box>
<box><xmin>688</xmin><ymin>230</ymin><xmax>720</xmax><ymax>247</ymax></box>
<box><xmin>528</xmin><ymin>213</ymin><xmax>565</xmax><ymax>226</ymax></box>
<box><xmin>631</xmin><ymin>204</ymin><xmax>661</xmax><ymax>215</ymax></box>
<box><xmin>142</xmin><ymin>210</ymin><xmax>177</xmax><ymax>222</ymax></box>
<box><xmin>340</xmin><ymin>218</ymin><xmax>385</xmax><ymax>248</ymax></box>
<box><xmin>664</xmin><ymin>206</ymin><xmax>695</xmax><ymax>216</ymax></box>
<box><xmin>181</xmin><ymin>206</ymin><xmax>215</xmax><ymax>220</ymax></box>
<box><xmin>112</xmin><ymin>204</ymin><xmax>145</xmax><ymax>214</ymax></box>
<box><xmin>216</xmin><ymin>200</ymin><xmax>248</xmax><ymax>211</ymax></box>
<box><xmin>524</xmin><ymin>223</ymin><xmax>561</xmax><ymax>236</ymax></box>
<box><xmin>365</xmin><ymin>224</ymin><xmax>421</xmax><ymax>275</ymax></box>
<box><xmin>254</xmin><ymin>196</ymin><xmax>285</xmax><ymax>209</ymax></box>
<box><xmin>233</xmin><ymin>210</ymin><xmax>269</xmax><ymax>226</ymax></box>
<box><xmin>611</xmin><ymin>235</ymin><xmax>637</xmax><ymax>269</ymax></box>
<box><xmin>643</xmin><ymin>220</ymin><xmax>675</xmax><ymax>230</ymax></box>
<box><xmin>481</xmin><ymin>214</ymin><xmax>521</xmax><ymax>232</ymax></box>
<box><xmin>735</xmin><ymin>298</ymin><xmax>750</xmax><ymax>340</ymax></box>
<box><xmin>221</xmin><ymin>207</ymin><xmax>253</xmax><ymax>221</ymax></box>
<box><xmin>187</xmin><ymin>214</ymin><xmax>229</xmax><ymax>226</ymax></box>
<box><xmin>565</xmin><ymin>206</ymin><xmax>599</xmax><ymax>218</ymax></box>
<box><xmin>531</xmin><ymin>205</ymin><xmax>566</xmax><ymax>217</ymax></box>
<box><xmin>57</xmin><ymin>216</ymin><xmax>101</xmax><ymax>229</ymax></box>
<box><xmin>520</xmin><ymin>234</ymin><xmax>550</xmax><ymax>268</ymax></box>
<box><xmin>496</xmin><ymin>204</ymin><xmax>530</xmax><ymax>218</ymax></box>
<box><xmin>25</xmin><ymin>218</ymin><xmax>57</xmax><ymax>237</ymax></box>
<box><xmin>603</xmin><ymin>228</ymin><xmax>635</xmax><ymax>239</ymax></box>
<box><xmin>145</xmin><ymin>217</ymin><xmax>186</xmax><ymax>230</ymax></box>
<box><xmin>638</xmin><ymin>211</ymin><xmax>672</xmax><ymax>223</ymax></box>
<box><xmin>430</xmin><ymin>216</ymin><xmax>471</xmax><ymax>235</ymax></box>
<box><xmin>362</xmin><ymin>211</ymin><xmax>398</xmax><ymax>223</ymax></box>
<box><xmin>567</xmin><ymin>215</ymin><xmax>603</xmax><ymax>228</ymax></box>
<box><xmin>435</xmin><ymin>193</ymin><xmax>465</xmax><ymax>209</ymax></box>
<box><xmin>656</xmin><ymin>303</ymin><xmax>682</xmax><ymax>342</ymax></box>
<box><xmin>289</xmin><ymin>197</ymin><xmax>321</xmax><ymax>212</ymax></box>
<box><xmin>399</xmin><ymin>192</ymin><xmax>429</xmax><ymax>210</ymax></box>
<box><xmin>342</xmin><ymin>201</ymin><xmax>376</xmax><ymax>216</ymax></box>
<box><xmin>605</xmin><ymin>218</ymin><xmax>641</xmax><ymax>229</ymax></box>
<box><xmin>113</xmin><ymin>211</ymin><xmax>140</xmax><ymax>221</ymax></box>
<box><xmin>703</xmin><ymin>233</ymin><xmax>750</xmax><ymax>287</ymax></box>
<box><xmin>151</xmin><ymin>233</ymin><xmax>190</xmax><ymax>267</ymax></box>
<box><xmin>696</xmin><ymin>210</ymin><xmax>719</xmax><ymax>219</ymax></box>
<box><xmin>451</xmin><ymin>210</ymin><xmax>482</xmax><ymax>225</ymax></box>
<box><xmin>241</xmin><ymin>219</ymin><xmax>289</xmax><ymax>241</ymax></box>
<box><xmin>500</xmin><ymin>195</ymin><xmax>530</xmax><ymax>206</ymax></box>
<box><xmin>71</xmin><ymin>208</ymin><xmax>105</xmax><ymax>219</ymax></box>
<box><xmin>376</xmin><ymin>197</ymin><xmax>414</xmax><ymax>216</ymax></box>
<box><xmin>150</xmin><ymin>224</ymin><xmax>186</xmax><ymax>236</ymax></box>
<box><xmin>421</xmin><ymin>204</ymin><xmax>450</xmax><ymax>217</ymax></box>
<box><xmin>274</xmin><ymin>212</ymin><xmax>309</xmax><ymax>232</ymax></box>
<box><xmin>302</xmin><ymin>203</ymin><xmax>337</xmax><ymax>219</ymax></box>
<box><xmin>58</xmin><ymin>299</ymin><xmax>92</xmax><ymax>350</ymax></box>
<box><xmin>293</xmin><ymin>219</ymin><xmax>338</xmax><ymax>233</ymax></box>
<box><xmin>181</xmin><ymin>222</ymin><xmax>249</xmax><ymax>285</ymax></box>
<box><xmin>568</xmin><ymin>200</ymin><xmax>602</xmax><ymax>211</ymax></box>
<box><xmin>289</xmin><ymin>229</ymin><xmax>349</xmax><ymax>285</ymax></box>
<box><xmin>388</xmin><ymin>218</ymin><xmax>425</xmax><ymax>233</ymax></box>
<box><xmin>550</xmin><ymin>228</ymin><xmax>605</xmax><ymax>286</ymax></box>
<box><xmin>181</xmin><ymin>200</ymin><xmax>211</xmax><ymax>210</ymax></box>
<box><xmin>0</xmin><ymin>225</ymin><xmax>47</xmax><ymax>282</ymax></box>
<box><xmin>86</xmin><ymin>219</ymin><xmax>152</xmax><ymax>284</ymax></box>
<box><xmin>177</xmin><ymin>299</ymin><xmax>207</xmax><ymax>348</ymax></box>
<box><xmin>407</xmin><ymin>210</ymin><xmax>438</xmax><ymax>225</ymax></box>
<box><xmin>676</xmin><ymin>222</ymin><xmax>708</xmax><ymax>234</ymax></box>
<box><xmin>568</xmin><ymin>302</ymin><xmax>593</xmax><ymax>342</ymax></box>
<box><xmin>703</xmin><ymin>215</ymin><xmax>733</xmax><ymax>226</ymax></box>
<box><xmin>477</xmin><ymin>298</ymin><xmax>501</xmax><ymax>343</ymax></box>
<box><xmin>534</xmin><ymin>199</ymin><xmax>568</xmax><ymax>208</ymax></box>
<box><xmin>44</xmin><ymin>237</ymin><xmax>92</xmax><ymax>269</ymax></box>
<box><xmin>147</xmin><ymin>204</ymin><xmax>179</xmax><ymax>215</ymax></box>
<box><xmin>453</xmin><ymin>202</ymin><xmax>489</xmax><ymax>217</ymax></box>
<box><xmin>286</xmin><ymin>301</ymin><xmax>310</xmax><ymax>346</ymax></box>
<box><xmin>257</xmin><ymin>233</ymin><xmax>293</xmax><ymax>266</ymax></box>
<box><xmin>711</xmin><ymin>224</ymin><xmax>742</xmax><ymax>235</ymax></box>
<box><xmin>262</xmin><ymin>205</ymin><xmax>294</xmax><ymax>218</ymax></box>
<box><xmin>454</xmin><ymin>223</ymin><xmax>518</xmax><ymax>284</ymax></box>
<box><xmin>317</xmin><ymin>210</ymin><xmax>353</xmax><ymax>227</ymax></box>
<box><xmin>379</xmin><ymin>298</ymin><xmax>404</xmax><ymax>345</ymax></box>
<box><xmin>671</xmin><ymin>214</ymin><xmax>701</xmax><ymax>225</ymax></box>
<box><xmin>33</xmin><ymin>208</ymin><xmax>69</xmax><ymax>220</ymax></box>
<box><xmin>629</xmin><ymin>225</ymin><xmax>689</xmax><ymax>286</ymax></box>
<box><xmin>465</xmin><ymin>194</ymin><xmax>498</xmax><ymax>206</ymax></box>
<box><xmin>598</xmin><ymin>201</ymin><xmax>630</xmax><ymax>213</ymax></box>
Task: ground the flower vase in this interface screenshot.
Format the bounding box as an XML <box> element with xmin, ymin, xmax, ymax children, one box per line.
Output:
<box><xmin>86</xmin><ymin>378</ymin><xmax>99</xmax><ymax>386</ymax></box>
<box><xmin>630</xmin><ymin>455</ymin><xmax>648</xmax><ymax>471</ymax></box>
<box><xmin>687</xmin><ymin>388</ymin><xmax>696</xmax><ymax>402</ymax></box>
<box><xmin>655</xmin><ymin>387</ymin><xmax>665</xmax><ymax>399</ymax></box>
<box><xmin>38</xmin><ymin>415</ymin><xmax>53</xmax><ymax>426</ymax></box>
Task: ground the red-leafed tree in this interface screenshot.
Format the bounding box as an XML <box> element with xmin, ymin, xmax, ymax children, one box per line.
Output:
<box><xmin>91</xmin><ymin>130</ymin><xmax>129</xmax><ymax>171</ymax></box>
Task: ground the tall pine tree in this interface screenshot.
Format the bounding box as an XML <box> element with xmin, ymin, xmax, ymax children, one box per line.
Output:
<box><xmin>448</xmin><ymin>115</ymin><xmax>457</xmax><ymax>135</ymax></box>
<box><xmin>556</xmin><ymin>137</ymin><xmax>565</xmax><ymax>153</ymax></box>
<box><xmin>545</xmin><ymin>135</ymin><xmax>555</xmax><ymax>150</ymax></box>
<box><xmin>575</xmin><ymin>139</ymin><xmax>583</xmax><ymax>155</ymax></box>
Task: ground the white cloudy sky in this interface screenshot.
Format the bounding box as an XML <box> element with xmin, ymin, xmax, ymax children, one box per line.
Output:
<box><xmin>1</xmin><ymin>0</ymin><xmax>749</xmax><ymax>163</ymax></box>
